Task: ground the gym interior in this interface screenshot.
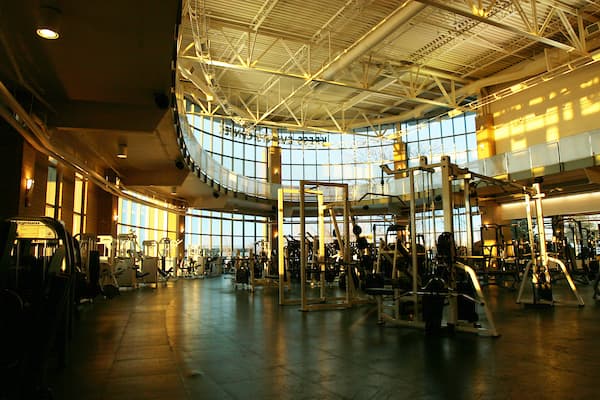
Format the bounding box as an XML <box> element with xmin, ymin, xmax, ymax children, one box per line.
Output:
<box><xmin>2</xmin><ymin>1</ymin><xmax>600</xmax><ymax>399</ymax></box>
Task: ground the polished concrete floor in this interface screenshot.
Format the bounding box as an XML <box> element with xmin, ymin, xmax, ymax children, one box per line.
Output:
<box><xmin>48</xmin><ymin>275</ymin><xmax>600</xmax><ymax>400</ymax></box>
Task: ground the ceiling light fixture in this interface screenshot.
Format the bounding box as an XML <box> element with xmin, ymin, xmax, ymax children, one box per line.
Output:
<box><xmin>36</xmin><ymin>5</ymin><xmax>62</xmax><ymax>40</ymax></box>
<box><xmin>117</xmin><ymin>143</ymin><xmax>128</xmax><ymax>159</ymax></box>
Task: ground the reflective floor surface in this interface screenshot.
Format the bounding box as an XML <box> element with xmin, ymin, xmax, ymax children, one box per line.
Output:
<box><xmin>48</xmin><ymin>275</ymin><xmax>600</xmax><ymax>400</ymax></box>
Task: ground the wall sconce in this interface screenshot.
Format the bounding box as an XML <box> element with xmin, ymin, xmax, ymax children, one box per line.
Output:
<box><xmin>24</xmin><ymin>178</ymin><xmax>34</xmax><ymax>207</ymax></box>
<box><xmin>36</xmin><ymin>4</ymin><xmax>62</xmax><ymax>40</ymax></box>
<box><xmin>117</xmin><ymin>143</ymin><xmax>128</xmax><ymax>159</ymax></box>
<box><xmin>170</xmin><ymin>186</ymin><xmax>177</xmax><ymax>195</ymax></box>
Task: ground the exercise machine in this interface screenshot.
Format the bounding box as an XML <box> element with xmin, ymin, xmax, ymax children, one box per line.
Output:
<box><xmin>516</xmin><ymin>183</ymin><xmax>585</xmax><ymax>307</ymax></box>
<box><xmin>369</xmin><ymin>156</ymin><xmax>499</xmax><ymax>336</ymax></box>
<box><xmin>141</xmin><ymin>240</ymin><xmax>160</xmax><ymax>287</ymax></box>
<box><xmin>0</xmin><ymin>217</ymin><xmax>77</xmax><ymax>398</ymax></box>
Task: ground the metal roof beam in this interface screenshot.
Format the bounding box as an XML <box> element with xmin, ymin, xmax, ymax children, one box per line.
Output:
<box><xmin>415</xmin><ymin>0</ymin><xmax>579</xmax><ymax>54</ymax></box>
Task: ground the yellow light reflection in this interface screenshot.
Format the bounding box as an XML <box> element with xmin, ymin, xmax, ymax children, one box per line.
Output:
<box><xmin>529</xmin><ymin>96</ymin><xmax>544</xmax><ymax>106</ymax></box>
<box><xmin>545</xmin><ymin>126</ymin><xmax>559</xmax><ymax>142</ymax></box>
<box><xmin>580</xmin><ymin>96</ymin><xmax>600</xmax><ymax>117</ymax></box>
<box><xmin>562</xmin><ymin>102</ymin><xmax>574</xmax><ymax>121</ymax></box>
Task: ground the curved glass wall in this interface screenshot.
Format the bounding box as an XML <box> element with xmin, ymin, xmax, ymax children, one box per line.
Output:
<box><xmin>184</xmin><ymin>210</ymin><xmax>268</xmax><ymax>257</ymax></box>
<box><xmin>117</xmin><ymin>198</ymin><xmax>180</xmax><ymax>249</ymax></box>
<box><xmin>181</xmin><ymin>105</ymin><xmax>481</xmax><ymax>252</ymax></box>
<box><xmin>185</xmin><ymin>104</ymin><xmax>478</xmax><ymax>188</ymax></box>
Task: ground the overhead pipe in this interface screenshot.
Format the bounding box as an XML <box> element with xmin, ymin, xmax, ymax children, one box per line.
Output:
<box><xmin>319</xmin><ymin>2</ymin><xmax>427</xmax><ymax>82</ymax></box>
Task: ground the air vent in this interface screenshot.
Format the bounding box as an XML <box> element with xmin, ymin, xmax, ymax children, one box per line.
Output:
<box><xmin>585</xmin><ymin>21</ymin><xmax>600</xmax><ymax>37</ymax></box>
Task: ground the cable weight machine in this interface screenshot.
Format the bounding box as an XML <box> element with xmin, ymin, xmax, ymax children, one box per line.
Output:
<box><xmin>370</xmin><ymin>156</ymin><xmax>499</xmax><ymax>336</ymax></box>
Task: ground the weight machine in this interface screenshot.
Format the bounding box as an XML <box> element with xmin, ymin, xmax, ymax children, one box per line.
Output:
<box><xmin>140</xmin><ymin>240</ymin><xmax>160</xmax><ymax>287</ymax></box>
<box><xmin>0</xmin><ymin>217</ymin><xmax>77</xmax><ymax>398</ymax></box>
<box><xmin>96</xmin><ymin>235</ymin><xmax>120</xmax><ymax>298</ymax></box>
<box><xmin>516</xmin><ymin>183</ymin><xmax>585</xmax><ymax>306</ymax></box>
<box><xmin>371</xmin><ymin>156</ymin><xmax>499</xmax><ymax>336</ymax></box>
<box><xmin>74</xmin><ymin>233</ymin><xmax>103</xmax><ymax>301</ymax></box>
<box><xmin>158</xmin><ymin>237</ymin><xmax>176</xmax><ymax>280</ymax></box>
<box><xmin>114</xmin><ymin>232</ymin><xmax>147</xmax><ymax>288</ymax></box>
<box><xmin>277</xmin><ymin>183</ymin><xmax>369</xmax><ymax>309</ymax></box>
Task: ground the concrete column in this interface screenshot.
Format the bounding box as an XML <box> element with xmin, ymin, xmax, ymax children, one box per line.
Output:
<box><xmin>268</xmin><ymin>128</ymin><xmax>282</xmax><ymax>265</ymax></box>
<box><xmin>392</xmin><ymin>123</ymin><xmax>408</xmax><ymax>179</ymax></box>
<box><xmin>177</xmin><ymin>214</ymin><xmax>186</xmax><ymax>263</ymax></box>
<box><xmin>476</xmin><ymin>91</ymin><xmax>496</xmax><ymax>159</ymax></box>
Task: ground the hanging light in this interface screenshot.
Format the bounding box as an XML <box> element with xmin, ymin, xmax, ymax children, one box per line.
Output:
<box><xmin>117</xmin><ymin>143</ymin><xmax>128</xmax><ymax>159</ymax></box>
<box><xmin>36</xmin><ymin>5</ymin><xmax>62</xmax><ymax>40</ymax></box>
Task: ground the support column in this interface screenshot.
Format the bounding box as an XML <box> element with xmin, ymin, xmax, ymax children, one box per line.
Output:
<box><xmin>0</xmin><ymin>120</ymin><xmax>49</xmax><ymax>219</ymax></box>
<box><xmin>177</xmin><ymin>214</ymin><xmax>186</xmax><ymax>265</ymax></box>
<box><xmin>392</xmin><ymin>123</ymin><xmax>408</xmax><ymax>179</ymax></box>
<box><xmin>268</xmin><ymin>128</ymin><xmax>282</xmax><ymax>269</ymax></box>
<box><xmin>476</xmin><ymin>92</ymin><xmax>496</xmax><ymax>159</ymax></box>
<box><xmin>96</xmin><ymin>171</ymin><xmax>119</xmax><ymax>237</ymax></box>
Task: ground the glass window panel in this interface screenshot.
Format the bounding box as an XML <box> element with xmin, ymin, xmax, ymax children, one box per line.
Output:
<box><xmin>222</xmin><ymin>139</ymin><xmax>233</xmax><ymax>156</ymax></box>
<box><xmin>303</xmin><ymin>149</ymin><xmax>316</xmax><ymax>164</ymax></box>
<box><xmin>429</xmin><ymin>120</ymin><xmax>441</xmax><ymax>138</ymax></box>
<box><xmin>330</xmin><ymin>164</ymin><xmax>343</xmax><ymax>180</ymax></box>
<box><xmin>329</xmin><ymin>149</ymin><xmax>342</xmax><ymax>164</ymax></box>
<box><xmin>281</xmin><ymin>149</ymin><xmax>291</xmax><ymax>164</ymax></box>
<box><xmin>355</xmin><ymin>163</ymin><xmax>369</xmax><ymax>180</ymax></box>
<box><xmin>304</xmin><ymin>165</ymin><xmax>316</xmax><ymax>180</ymax></box>
<box><xmin>441</xmin><ymin>119</ymin><xmax>453</xmax><ymax>135</ymax></box>
<box><xmin>342</xmin><ymin>164</ymin><xmax>355</xmax><ymax>180</ymax></box>
<box><xmin>466</xmin><ymin>133</ymin><xmax>477</xmax><ymax>151</ymax></box>
<box><xmin>244</xmin><ymin>160</ymin><xmax>255</xmax><ymax>177</ymax></box>
<box><xmin>244</xmin><ymin>143</ymin><xmax>255</xmax><ymax>161</ymax></box>
<box><xmin>259</xmin><ymin>146</ymin><xmax>268</xmax><ymax>162</ymax></box>
<box><xmin>405</xmin><ymin>124</ymin><xmax>418</xmax><ymax>143</ymax></box>
<box><xmin>465</xmin><ymin>113</ymin><xmax>476</xmax><ymax>132</ymax></box>
<box><xmin>201</xmin><ymin>235</ymin><xmax>210</xmax><ymax>248</ymax></box>
<box><xmin>72</xmin><ymin>215</ymin><xmax>81</xmax><ymax>236</ymax></box>
<box><xmin>46</xmin><ymin>166</ymin><xmax>57</xmax><ymax>205</ymax></box>
<box><xmin>222</xmin><ymin>219</ymin><xmax>232</xmax><ymax>235</ymax></box>
<box><xmin>212</xmin><ymin>219</ymin><xmax>221</xmax><ymax>236</ymax></box>
<box><xmin>341</xmin><ymin>148</ymin><xmax>354</xmax><ymax>163</ymax></box>
<box><xmin>418</xmin><ymin>141</ymin><xmax>431</xmax><ymax>156</ymax></box>
<box><xmin>291</xmin><ymin>165</ymin><xmax>303</xmax><ymax>180</ymax></box>
<box><xmin>454</xmin><ymin>134</ymin><xmax>467</xmax><ymax>152</ymax></box>
<box><xmin>317</xmin><ymin>164</ymin><xmax>330</xmax><ymax>180</ymax></box>
<box><xmin>282</xmin><ymin>164</ymin><xmax>291</xmax><ymax>180</ymax></box>
<box><xmin>222</xmin><ymin>156</ymin><xmax>232</xmax><ymax>170</ymax></box>
<box><xmin>453</xmin><ymin>115</ymin><xmax>466</xmax><ymax>134</ymax></box>
<box><xmin>74</xmin><ymin>178</ymin><xmax>83</xmax><ymax>213</ymax></box>
<box><xmin>233</xmin><ymin>158</ymin><xmax>243</xmax><ymax>174</ymax></box>
<box><xmin>417</xmin><ymin>123</ymin><xmax>429</xmax><ymax>140</ymax></box>
<box><xmin>256</xmin><ymin>162</ymin><xmax>267</xmax><ymax>179</ymax></box>
<box><xmin>442</xmin><ymin>136</ymin><xmax>455</xmax><ymax>154</ymax></box>
<box><xmin>233</xmin><ymin>220</ymin><xmax>243</xmax><ymax>236</ymax></box>
<box><xmin>221</xmin><ymin>236</ymin><xmax>232</xmax><ymax>254</ymax></box>
<box><xmin>233</xmin><ymin>140</ymin><xmax>244</xmax><ymax>157</ymax></box>
<box><xmin>244</xmin><ymin>220</ymin><xmax>255</xmax><ymax>238</ymax></box>
<box><xmin>316</xmin><ymin>149</ymin><xmax>328</xmax><ymax>164</ymax></box>
<box><xmin>213</xmin><ymin>135</ymin><xmax>222</xmax><ymax>154</ymax></box>
<box><xmin>255</xmin><ymin>222</ymin><xmax>265</xmax><ymax>239</ymax></box>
